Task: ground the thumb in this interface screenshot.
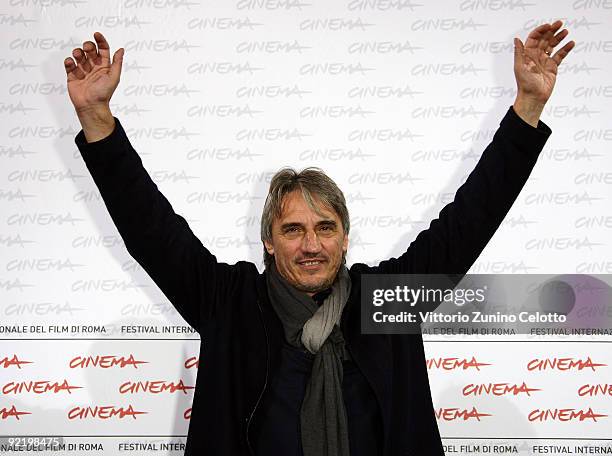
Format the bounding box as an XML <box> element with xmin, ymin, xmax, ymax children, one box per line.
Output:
<box><xmin>110</xmin><ymin>48</ymin><xmax>124</xmax><ymax>82</ymax></box>
<box><xmin>513</xmin><ymin>38</ymin><xmax>524</xmax><ymax>67</ymax></box>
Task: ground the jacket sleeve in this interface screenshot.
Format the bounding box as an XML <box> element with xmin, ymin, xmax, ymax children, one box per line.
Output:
<box><xmin>75</xmin><ymin>117</ymin><xmax>231</xmax><ymax>333</ymax></box>
<box><xmin>374</xmin><ymin>105</ymin><xmax>551</xmax><ymax>276</ymax></box>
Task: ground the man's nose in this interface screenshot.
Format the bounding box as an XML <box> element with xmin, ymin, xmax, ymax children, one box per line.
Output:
<box><xmin>302</xmin><ymin>230</ymin><xmax>322</xmax><ymax>253</ymax></box>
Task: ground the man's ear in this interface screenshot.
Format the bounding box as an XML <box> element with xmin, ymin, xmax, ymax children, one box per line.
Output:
<box><xmin>342</xmin><ymin>234</ymin><xmax>349</xmax><ymax>253</ymax></box>
<box><xmin>264</xmin><ymin>239</ymin><xmax>274</xmax><ymax>255</ymax></box>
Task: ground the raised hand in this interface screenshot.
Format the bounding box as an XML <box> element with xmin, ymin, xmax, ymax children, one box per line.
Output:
<box><xmin>64</xmin><ymin>32</ymin><xmax>124</xmax><ymax>142</ymax></box>
<box><xmin>512</xmin><ymin>21</ymin><xmax>575</xmax><ymax>126</ymax></box>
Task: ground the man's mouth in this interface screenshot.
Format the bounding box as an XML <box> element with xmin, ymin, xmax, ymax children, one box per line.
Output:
<box><xmin>297</xmin><ymin>259</ymin><xmax>326</xmax><ymax>268</ymax></box>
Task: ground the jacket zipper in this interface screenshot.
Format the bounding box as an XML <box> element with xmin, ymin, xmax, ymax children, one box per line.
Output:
<box><xmin>245</xmin><ymin>298</ymin><xmax>269</xmax><ymax>456</ymax></box>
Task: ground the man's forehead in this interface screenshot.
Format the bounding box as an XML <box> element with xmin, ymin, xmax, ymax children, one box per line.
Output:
<box><xmin>277</xmin><ymin>190</ymin><xmax>338</xmax><ymax>221</ymax></box>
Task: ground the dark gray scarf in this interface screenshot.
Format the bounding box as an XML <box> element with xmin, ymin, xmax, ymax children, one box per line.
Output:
<box><xmin>265</xmin><ymin>261</ymin><xmax>352</xmax><ymax>456</ymax></box>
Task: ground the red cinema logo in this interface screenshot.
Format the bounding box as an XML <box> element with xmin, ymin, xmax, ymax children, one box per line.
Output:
<box><xmin>2</xmin><ymin>379</ymin><xmax>82</xmax><ymax>394</ymax></box>
<box><xmin>184</xmin><ymin>408</ymin><xmax>191</xmax><ymax>420</ymax></box>
<box><xmin>578</xmin><ymin>384</ymin><xmax>612</xmax><ymax>397</ymax></box>
<box><xmin>426</xmin><ymin>356</ymin><xmax>490</xmax><ymax>371</ymax></box>
<box><xmin>184</xmin><ymin>357</ymin><xmax>199</xmax><ymax>369</ymax></box>
<box><xmin>68</xmin><ymin>405</ymin><xmax>146</xmax><ymax>420</ymax></box>
<box><xmin>0</xmin><ymin>406</ymin><xmax>31</xmax><ymax>420</ymax></box>
<box><xmin>69</xmin><ymin>354</ymin><xmax>148</xmax><ymax>369</ymax></box>
<box><xmin>435</xmin><ymin>407</ymin><xmax>491</xmax><ymax>421</ymax></box>
<box><xmin>462</xmin><ymin>382</ymin><xmax>540</xmax><ymax>397</ymax></box>
<box><xmin>528</xmin><ymin>408</ymin><xmax>607</xmax><ymax>422</ymax></box>
<box><xmin>527</xmin><ymin>356</ymin><xmax>606</xmax><ymax>371</ymax></box>
<box><xmin>0</xmin><ymin>355</ymin><xmax>32</xmax><ymax>369</ymax></box>
<box><xmin>119</xmin><ymin>379</ymin><xmax>194</xmax><ymax>394</ymax></box>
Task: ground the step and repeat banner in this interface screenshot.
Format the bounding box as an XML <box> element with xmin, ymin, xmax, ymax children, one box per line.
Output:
<box><xmin>1</xmin><ymin>0</ymin><xmax>611</xmax><ymax>454</ymax></box>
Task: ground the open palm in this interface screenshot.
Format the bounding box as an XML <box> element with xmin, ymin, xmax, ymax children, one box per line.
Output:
<box><xmin>514</xmin><ymin>21</ymin><xmax>575</xmax><ymax>104</ymax></box>
<box><xmin>64</xmin><ymin>32</ymin><xmax>124</xmax><ymax>113</ymax></box>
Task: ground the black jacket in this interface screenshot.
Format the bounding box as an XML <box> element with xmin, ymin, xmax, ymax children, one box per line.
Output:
<box><xmin>75</xmin><ymin>106</ymin><xmax>551</xmax><ymax>456</ymax></box>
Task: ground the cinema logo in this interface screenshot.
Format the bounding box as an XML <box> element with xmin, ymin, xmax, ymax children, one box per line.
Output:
<box><xmin>187</xmin><ymin>104</ymin><xmax>262</xmax><ymax>118</ymax></box>
<box><xmin>119</xmin><ymin>380</ymin><xmax>194</xmax><ymax>394</ymax></box>
<box><xmin>577</xmin><ymin>261</ymin><xmax>612</xmax><ymax>273</ymax></box>
<box><xmin>299</xmin><ymin>62</ymin><xmax>374</xmax><ymax>76</ymax></box>
<box><xmin>527</xmin><ymin>357</ymin><xmax>606</xmax><ymax>371</ymax></box>
<box><xmin>9</xmin><ymin>125</ymin><xmax>78</xmax><ymax>139</ymax></box>
<box><xmin>523</xmin><ymin>17</ymin><xmax>599</xmax><ymax>30</ymax></box>
<box><xmin>0</xmin><ymin>406</ymin><xmax>30</xmax><ymax>420</ymax></box>
<box><xmin>2</xmin><ymin>379</ymin><xmax>81</xmax><ymax>394</ymax></box>
<box><xmin>462</xmin><ymin>382</ymin><xmax>540</xmax><ymax>396</ymax></box>
<box><xmin>528</xmin><ymin>408</ymin><xmax>607</xmax><ymax>422</ymax></box>
<box><xmin>7</xmin><ymin>212</ymin><xmax>83</xmax><ymax>226</ymax></box>
<box><xmin>0</xmin><ymin>278</ymin><xmax>33</xmax><ymax>292</ymax></box>
<box><xmin>578</xmin><ymin>384</ymin><xmax>612</xmax><ymax>396</ymax></box>
<box><xmin>7</xmin><ymin>299</ymin><xmax>72</xmax><ymax>319</ymax></box>
<box><xmin>426</xmin><ymin>356</ymin><xmax>490</xmax><ymax>371</ymax></box>
<box><xmin>0</xmin><ymin>355</ymin><xmax>32</xmax><ymax>369</ymax></box>
<box><xmin>435</xmin><ymin>407</ymin><xmax>491</xmax><ymax>421</ymax></box>
<box><xmin>69</xmin><ymin>355</ymin><xmax>148</xmax><ymax>369</ymax></box>
<box><xmin>71</xmin><ymin>279</ymin><xmax>147</xmax><ymax>293</ymax></box>
<box><xmin>74</xmin><ymin>15</ymin><xmax>149</xmax><ymax>28</ymax></box>
<box><xmin>0</xmin><ymin>189</ymin><xmax>35</xmax><ymax>203</ymax></box>
<box><xmin>124</xmin><ymin>40</ymin><xmax>198</xmax><ymax>52</ymax></box>
<box><xmin>123</xmin><ymin>0</ymin><xmax>199</xmax><ymax>9</ymax></box>
<box><xmin>471</xmin><ymin>260</ymin><xmax>538</xmax><ymax>273</ymax></box>
<box><xmin>0</xmin><ymin>58</ymin><xmax>36</xmax><ymax>71</ymax></box>
<box><xmin>0</xmin><ymin>102</ymin><xmax>37</xmax><ymax>115</ymax></box>
<box><xmin>187</xmin><ymin>61</ymin><xmax>263</xmax><ymax>76</ymax></box>
<box><xmin>188</xmin><ymin>16</ymin><xmax>263</xmax><ymax>31</ymax></box>
<box><xmin>236</xmin><ymin>0</ymin><xmax>310</xmax><ymax>10</ymax></box>
<box><xmin>68</xmin><ymin>405</ymin><xmax>146</xmax><ymax>420</ymax></box>
<box><xmin>123</xmin><ymin>61</ymin><xmax>151</xmax><ymax>73</ymax></box>
<box><xmin>187</xmin><ymin>147</ymin><xmax>262</xmax><ymax>161</ymax></box>
<box><xmin>0</xmin><ymin>144</ymin><xmax>36</xmax><ymax>159</ymax></box>
<box><xmin>0</xmin><ymin>234</ymin><xmax>34</xmax><ymax>248</ymax></box>
<box><xmin>110</xmin><ymin>103</ymin><xmax>149</xmax><ymax>116</ymax></box>
<box><xmin>185</xmin><ymin>357</ymin><xmax>199</xmax><ymax>369</ymax></box>
<box><xmin>300</xmin><ymin>17</ymin><xmax>373</xmax><ymax>31</ymax></box>
<box><xmin>540</xmin><ymin>147</ymin><xmax>602</xmax><ymax>161</ymax></box>
<box><xmin>150</xmin><ymin>169</ymin><xmax>199</xmax><ymax>184</ymax></box>
<box><xmin>127</xmin><ymin>126</ymin><xmax>199</xmax><ymax>140</ymax></box>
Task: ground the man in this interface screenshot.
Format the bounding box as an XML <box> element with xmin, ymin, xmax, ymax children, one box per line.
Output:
<box><xmin>65</xmin><ymin>22</ymin><xmax>574</xmax><ymax>456</ymax></box>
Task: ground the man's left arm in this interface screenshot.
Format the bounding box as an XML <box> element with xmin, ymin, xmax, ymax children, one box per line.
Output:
<box><xmin>375</xmin><ymin>21</ymin><xmax>575</xmax><ymax>276</ymax></box>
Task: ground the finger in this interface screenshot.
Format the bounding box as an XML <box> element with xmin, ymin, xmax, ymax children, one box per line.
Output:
<box><xmin>83</xmin><ymin>40</ymin><xmax>99</xmax><ymax>66</ymax></box>
<box><xmin>524</xmin><ymin>23</ymin><xmax>551</xmax><ymax>49</ymax></box>
<box><xmin>549</xmin><ymin>20</ymin><xmax>563</xmax><ymax>34</ymax></box>
<box><xmin>541</xmin><ymin>21</ymin><xmax>563</xmax><ymax>50</ymax></box>
<box><xmin>551</xmin><ymin>40</ymin><xmax>575</xmax><ymax>66</ymax></box>
<box><xmin>110</xmin><ymin>48</ymin><xmax>124</xmax><ymax>82</ymax></box>
<box><xmin>539</xmin><ymin>26</ymin><xmax>557</xmax><ymax>51</ymax></box>
<box><xmin>64</xmin><ymin>57</ymin><xmax>85</xmax><ymax>80</ymax></box>
<box><xmin>550</xmin><ymin>29</ymin><xmax>569</xmax><ymax>49</ymax></box>
<box><xmin>94</xmin><ymin>31</ymin><xmax>111</xmax><ymax>66</ymax></box>
<box><xmin>513</xmin><ymin>37</ymin><xmax>525</xmax><ymax>66</ymax></box>
<box><xmin>72</xmin><ymin>48</ymin><xmax>92</xmax><ymax>73</ymax></box>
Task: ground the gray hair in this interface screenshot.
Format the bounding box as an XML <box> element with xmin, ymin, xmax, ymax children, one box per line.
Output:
<box><xmin>260</xmin><ymin>167</ymin><xmax>350</xmax><ymax>267</ymax></box>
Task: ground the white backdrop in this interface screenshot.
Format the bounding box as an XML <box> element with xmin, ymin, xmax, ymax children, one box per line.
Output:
<box><xmin>1</xmin><ymin>0</ymin><xmax>611</xmax><ymax>454</ymax></box>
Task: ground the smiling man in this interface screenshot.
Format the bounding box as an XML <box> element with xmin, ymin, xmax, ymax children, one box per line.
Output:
<box><xmin>66</xmin><ymin>21</ymin><xmax>574</xmax><ymax>456</ymax></box>
<box><xmin>262</xmin><ymin>170</ymin><xmax>350</xmax><ymax>293</ymax></box>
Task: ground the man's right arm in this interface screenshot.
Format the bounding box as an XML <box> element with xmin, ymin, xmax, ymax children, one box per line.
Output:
<box><xmin>74</xmin><ymin>114</ymin><xmax>230</xmax><ymax>332</ymax></box>
<box><xmin>65</xmin><ymin>32</ymin><xmax>230</xmax><ymax>332</ymax></box>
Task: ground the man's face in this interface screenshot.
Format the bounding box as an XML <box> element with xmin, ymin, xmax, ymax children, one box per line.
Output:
<box><xmin>264</xmin><ymin>190</ymin><xmax>348</xmax><ymax>296</ymax></box>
